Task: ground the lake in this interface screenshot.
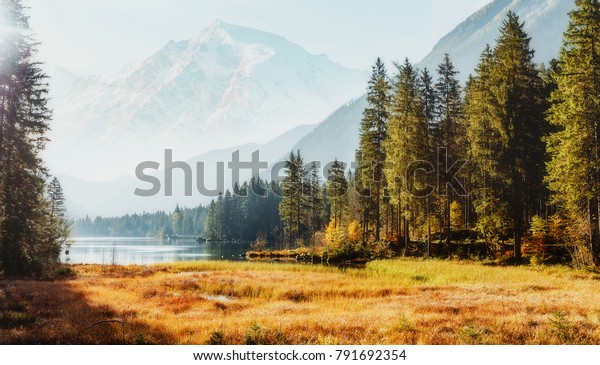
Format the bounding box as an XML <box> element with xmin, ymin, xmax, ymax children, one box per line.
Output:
<box><xmin>60</xmin><ymin>237</ymin><xmax>250</xmax><ymax>265</ymax></box>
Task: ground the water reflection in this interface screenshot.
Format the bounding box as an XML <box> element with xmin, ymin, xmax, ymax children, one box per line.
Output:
<box><xmin>60</xmin><ymin>237</ymin><xmax>249</xmax><ymax>265</ymax></box>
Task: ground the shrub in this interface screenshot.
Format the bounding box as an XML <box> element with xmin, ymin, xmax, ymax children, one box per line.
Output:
<box><xmin>250</xmin><ymin>234</ymin><xmax>267</xmax><ymax>252</ymax></box>
<box><xmin>207</xmin><ymin>330</ymin><xmax>226</xmax><ymax>345</ymax></box>
<box><xmin>245</xmin><ymin>322</ymin><xmax>266</xmax><ymax>345</ymax></box>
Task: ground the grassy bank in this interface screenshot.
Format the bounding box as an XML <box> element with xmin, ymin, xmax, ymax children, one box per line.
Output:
<box><xmin>1</xmin><ymin>259</ymin><xmax>600</xmax><ymax>344</ymax></box>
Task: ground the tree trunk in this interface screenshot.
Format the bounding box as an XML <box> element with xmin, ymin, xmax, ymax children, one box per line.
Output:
<box><xmin>363</xmin><ymin>209</ymin><xmax>368</xmax><ymax>243</ymax></box>
<box><xmin>0</xmin><ymin>83</ymin><xmax>6</xmax><ymax>164</ymax></box>
<box><xmin>597</xmin><ymin>195</ymin><xmax>600</xmax><ymax>262</ymax></box>
<box><xmin>426</xmin><ymin>196</ymin><xmax>431</xmax><ymax>257</ymax></box>
<box><xmin>445</xmin><ymin>197</ymin><xmax>451</xmax><ymax>246</ymax></box>
<box><xmin>396</xmin><ymin>204</ymin><xmax>400</xmax><ymax>239</ymax></box>
<box><xmin>590</xmin><ymin>197</ymin><xmax>600</xmax><ymax>262</ymax></box>
<box><xmin>404</xmin><ymin>203</ymin><xmax>409</xmax><ymax>253</ymax></box>
<box><xmin>375</xmin><ymin>182</ymin><xmax>380</xmax><ymax>241</ymax></box>
<box><xmin>513</xmin><ymin>168</ymin><xmax>523</xmax><ymax>259</ymax></box>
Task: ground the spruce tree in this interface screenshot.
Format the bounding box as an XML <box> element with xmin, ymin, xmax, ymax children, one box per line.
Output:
<box><xmin>434</xmin><ymin>53</ymin><xmax>465</xmax><ymax>247</ymax></box>
<box><xmin>326</xmin><ymin>159</ymin><xmax>348</xmax><ymax>228</ymax></box>
<box><xmin>356</xmin><ymin>58</ymin><xmax>391</xmax><ymax>242</ymax></box>
<box><xmin>47</xmin><ymin>177</ymin><xmax>67</xmax><ymax>219</ymax></box>
<box><xmin>384</xmin><ymin>59</ymin><xmax>428</xmax><ymax>248</ymax></box>
<box><xmin>45</xmin><ymin>177</ymin><xmax>71</xmax><ymax>260</ymax></box>
<box><xmin>307</xmin><ymin>162</ymin><xmax>324</xmax><ymax>236</ymax></box>
<box><xmin>279</xmin><ymin>151</ymin><xmax>308</xmax><ymax>244</ymax></box>
<box><xmin>0</xmin><ymin>0</ymin><xmax>68</xmax><ymax>275</ymax></box>
<box><xmin>172</xmin><ymin>205</ymin><xmax>182</xmax><ymax>236</ymax></box>
<box><xmin>466</xmin><ymin>12</ymin><xmax>547</xmax><ymax>258</ymax></box>
<box><xmin>418</xmin><ymin>68</ymin><xmax>437</xmax><ymax>250</ymax></box>
<box><xmin>205</xmin><ymin>200</ymin><xmax>218</xmax><ymax>239</ymax></box>
<box><xmin>546</xmin><ymin>0</ymin><xmax>600</xmax><ymax>263</ymax></box>
<box><xmin>466</xmin><ymin>46</ymin><xmax>509</xmax><ymax>247</ymax></box>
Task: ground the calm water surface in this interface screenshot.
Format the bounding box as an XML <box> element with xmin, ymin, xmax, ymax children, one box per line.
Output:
<box><xmin>60</xmin><ymin>237</ymin><xmax>249</xmax><ymax>265</ymax></box>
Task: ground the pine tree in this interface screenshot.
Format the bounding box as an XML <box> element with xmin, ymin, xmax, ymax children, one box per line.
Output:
<box><xmin>419</xmin><ymin>68</ymin><xmax>437</xmax><ymax>137</ymax></box>
<box><xmin>466</xmin><ymin>46</ymin><xmax>509</xmax><ymax>246</ymax></box>
<box><xmin>307</xmin><ymin>162</ymin><xmax>324</xmax><ymax>236</ymax></box>
<box><xmin>466</xmin><ymin>12</ymin><xmax>547</xmax><ymax>258</ymax></box>
<box><xmin>326</xmin><ymin>159</ymin><xmax>348</xmax><ymax>228</ymax></box>
<box><xmin>356</xmin><ymin>58</ymin><xmax>391</xmax><ymax>242</ymax></box>
<box><xmin>546</xmin><ymin>0</ymin><xmax>600</xmax><ymax>263</ymax></box>
<box><xmin>385</xmin><ymin>59</ymin><xmax>428</xmax><ymax>248</ymax></box>
<box><xmin>205</xmin><ymin>200</ymin><xmax>218</xmax><ymax>239</ymax></box>
<box><xmin>44</xmin><ymin>177</ymin><xmax>71</xmax><ymax>260</ymax></box>
<box><xmin>215</xmin><ymin>193</ymin><xmax>224</xmax><ymax>239</ymax></box>
<box><xmin>47</xmin><ymin>177</ymin><xmax>67</xmax><ymax>219</ymax></box>
<box><xmin>0</xmin><ymin>0</ymin><xmax>68</xmax><ymax>275</ymax></box>
<box><xmin>222</xmin><ymin>190</ymin><xmax>234</xmax><ymax>240</ymax></box>
<box><xmin>418</xmin><ymin>68</ymin><xmax>437</xmax><ymax>250</ymax></box>
<box><xmin>434</xmin><ymin>53</ymin><xmax>465</xmax><ymax>247</ymax></box>
<box><xmin>346</xmin><ymin>170</ymin><xmax>362</xmax><ymax>227</ymax></box>
<box><xmin>279</xmin><ymin>151</ymin><xmax>308</xmax><ymax>244</ymax></box>
<box><xmin>172</xmin><ymin>205</ymin><xmax>182</xmax><ymax>236</ymax></box>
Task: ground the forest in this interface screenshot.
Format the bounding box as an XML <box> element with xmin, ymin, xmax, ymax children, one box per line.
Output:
<box><xmin>73</xmin><ymin>4</ymin><xmax>600</xmax><ymax>268</ymax></box>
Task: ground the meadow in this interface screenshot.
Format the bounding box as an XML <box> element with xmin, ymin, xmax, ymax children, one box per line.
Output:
<box><xmin>1</xmin><ymin>259</ymin><xmax>600</xmax><ymax>344</ymax></box>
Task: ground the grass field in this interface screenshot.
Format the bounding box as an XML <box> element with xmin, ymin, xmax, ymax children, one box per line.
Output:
<box><xmin>1</xmin><ymin>259</ymin><xmax>600</xmax><ymax>344</ymax></box>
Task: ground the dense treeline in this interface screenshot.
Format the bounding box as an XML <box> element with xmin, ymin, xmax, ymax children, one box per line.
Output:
<box><xmin>72</xmin><ymin>177</ymin><xmax>283</xmax><ymax>241</ymax></box>
<box><xmin>204</xmin><ymin>178</ymin><xmax>283</xmax><ymax>242</ymax></box>
<box><xmin>0</xmin><ymin>1</ymin><xmax>70</xmax><ymax>276</ymax></box>
<box><xmin>545</xmin><ymin>0</ymin><xmax>600</xmax><ymax>266</ymax></box>
<box><xmin>73</xmin><ymin>205</ymin><xmax>207</xmax><ymax>238</ymax></box>
<box><xmin>332</xmin><ymin>3</ymin><xmax>600</xmax><ymax>266</ymax></box>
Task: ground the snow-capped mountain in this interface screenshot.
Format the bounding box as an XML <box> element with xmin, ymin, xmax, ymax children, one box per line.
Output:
<box><xmin>419</xmin><ymin>0</ymin><xmax>575</xmax><ymax>79</ymax></box>
<box><xmin>54</xmin><ymin>1</ymin><xmax>577</xmax><ymax>217</ymax></box>
<box><xmin>45</xmin><ymin>20</ymin><xmax>368</xmax><ymax>181</ymax></box>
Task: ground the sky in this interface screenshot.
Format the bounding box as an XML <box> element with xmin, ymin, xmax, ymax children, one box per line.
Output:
<box><xmin>28</xmin><ymin>0</ymin><xmax>491</xmax><ymax>75</ymax></box>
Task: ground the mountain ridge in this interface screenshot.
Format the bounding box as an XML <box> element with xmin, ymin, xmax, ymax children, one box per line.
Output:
<box><xmin>418</xmin><ymin>0</ymin><xmax>574</xmax><ymax>79</ymax></box>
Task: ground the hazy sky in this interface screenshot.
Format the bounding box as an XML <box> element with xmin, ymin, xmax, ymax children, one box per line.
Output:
<box><xmin>28</xmin><ymin>0</ymin><xmax>491</xmax><ymax>75</ymax></box>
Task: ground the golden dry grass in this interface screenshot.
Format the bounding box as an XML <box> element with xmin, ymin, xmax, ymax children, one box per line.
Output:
<box><xmin>1</xmin><ymin>259</ymin><xmax>600</xmax><ymax>344</ymax></box>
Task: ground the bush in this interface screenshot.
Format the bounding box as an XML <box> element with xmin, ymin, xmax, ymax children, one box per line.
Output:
<box><xmin>207</xmin><ymin>330</ymin><xmax>226</xmax><ymax>345</ymax></box>
<box><xmin>245</xmin><ymin>322</ymin><xmax>266</xmax><ymax>345</ymax></box>
<box><xmin>250</xmin><ymin>234</ymin><xmax>267</xmax><ymax>252</ymax></box>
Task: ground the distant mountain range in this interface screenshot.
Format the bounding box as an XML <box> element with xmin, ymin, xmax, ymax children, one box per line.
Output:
<box><xmin>51</xmin><ymin>0</ymin><xmax>577</xmax><ymax>217</ymax></box>
<box><xmin>45</xmin><ymin>20</ymin><xmax>368</xmax><ymax>181</ymax></box>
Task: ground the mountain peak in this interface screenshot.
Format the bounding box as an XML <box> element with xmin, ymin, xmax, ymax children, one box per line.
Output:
<box><xmin>206</xmin><ymin>18</ymin><xmax>230</xmax><ymax>33</ymax></box>
<box><xmin>196</xmin><ymin>19</ymin><xmax>292</xmax><ymax>49</ymax></box>
<box><xmin>197</xmin><ymin>18</ymin><xmax>231</xmax><ymax>43</ymax></box>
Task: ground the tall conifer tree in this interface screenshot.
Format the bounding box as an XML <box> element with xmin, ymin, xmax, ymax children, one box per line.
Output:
<box><xmin>385</xmin><ymin>59</ymin><xmax>428</xmax><ymax>248</ymax></box>
<box><xmin>0</xmin><ymin>0</ymin><xmax>69</xmax><ymax>275</ymax></box>
<box><xmin>356</xmin><ymin>58</ymin><xmax>391</xmax><ymax>242</ymax></box>
<box><xmin>434</xmin><ymin>54</ymin><xmax>465</xmax><ymax>246</ymax></box>
<box><xmin>466</xmin><ymin>12</ymin><xmax>547</xmax><ymax>258</ymax></box>
<box><xmin>546</xmin><ymin>0</ymin><xmax>600</xmax><ymax>262</ymax></box>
